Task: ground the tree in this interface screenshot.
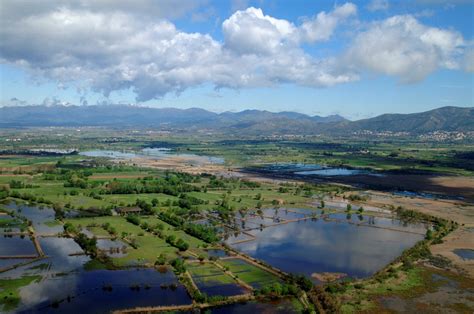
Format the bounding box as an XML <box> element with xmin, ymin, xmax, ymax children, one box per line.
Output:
<box><xmin>425</xmin><ymin>229</ymin><xmax>433</xmax><ymax>240</ymax></box>
<box><xmin>155</xmin><ymin>253</ymin><xmax>167</xmax><ymax>265</ymax></box>
<box><xmin>166</xmin><ymin>234</ymin><xmax>176</xmax><ymax>245</ymax></box>
<box><xmin>171</xmin><ymin>258</ymin><xmax>186</xmax><ymax>274</ymax></box>
<box><xmin>175</xmin><ymin>238</ymin><xmax>189</xmax><ymax>251</ymax></box>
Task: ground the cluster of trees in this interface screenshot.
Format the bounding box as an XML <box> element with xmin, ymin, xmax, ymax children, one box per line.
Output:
<box><xmin>287</xmin><ymin>274</ymin><xmax>313</xmax><ymax>292</ymax></box>
<box><xmin>135</xmin><ymin>199</ymin><xmax>153</xmax><ymax>214</ymax></box>
<box><xmin>64</xmin><ymin>176</ymin><xmax>89</xmax><ymax>189</ymax></box>
<box><xmin>155</xmin><ymin>253</ymin><xmax>167</xmax><ymax>266</ymax></box>
<box><xmin>165</xmin><ymin>235</ymin><xmax>189</xmax><ymax>251</ymax></box>
<box><xmin>240</xmin><ymin>180</ymin><xmax>261</xmax><ymax>188</ymax></box>
<box><xmin>171</xmin><ymin>258</ymin><xmax>186</xmax><ymax>274</ymax></box>
<box><xmin>158</xmin><ymin>211</ymin><xmax>218</xmax><ymax>243</ymax></box>
<box><xmin>207</xmin><ymin>177</ymin><xmax>226</xmax><ymax>188</ymax></box>
<box><xmin>126</xmin><ymin>214</ymin><xmax>141</xmax><ymax>226</ymax></box>
<box><xmin>307</xmin><ymin>286</ymin><xmax>341</xmax><ymax>313</ymax></box>
<box><xmin>177</xmin><ymin>194</ymin><xmax>206</xmax><ymax>209</ymax></box>
<box><xmin>75</xmin><ymin>233</ymin><xmax>98</xmax><ymax>257</ymax></box>
<box><xmin>105</xmin><ymin>177</ymin><xmax>199</xmax><ymax>196</ymax></box>
<box><xmin>255</xmin><ymin>283</ymin><xmax>299</xmax><ymax>298</ymax></box>
<box><xmin>101</xmin><ymin>222</ymin><xmax>117</xmax><ymax>237</ymax></box>
<box><xmin>63</xmin><ymin>222</ymin><xmax>78</xmax><ymax>234</ymax></box>
<box><xmin>184</xmin><ymin>223</ymin><xmax>219</xmax><ymax>243</ymax></box>
<box><xmin>9</xmin><ymin>190</ymin><xmax>52</xmax><ymax>204</ymax></box>
<box><xmin>9</xmin><ymin>180</ymin><xmax>35</xmax><ymax>189</ymax></box>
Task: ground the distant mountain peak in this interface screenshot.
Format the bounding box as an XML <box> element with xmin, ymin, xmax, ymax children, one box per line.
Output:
<box><xmin>0</xmin><ymin>104</ymin><xmax>471</xmax><ymax>135</ymax></box>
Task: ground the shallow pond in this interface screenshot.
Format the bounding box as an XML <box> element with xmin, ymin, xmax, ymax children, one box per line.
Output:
<box><xmin>96</xmin><ymin>239</ymin><xmax>128</xmax><ymax>257</ymax></box>
<box><xmin>0</xmin><ymin>236</ymin><xmax>36</xmax><ymax>256</ymax></box>
<box><xmin>4</xmin><ymin>203</ymin><xmax>63</xmax><ymax>235</ymax></box>
<box><xmin>80</xmin><ymin>148</ymin><xmax>224</xmax><ymax>165</ymax></box>
<box><xmin>206</xmin><ymin>249</ymin><xmax>229</xmax><ymax>258</ymax></box>
<box><xmin>229</xmin><ymin>216</ymin><xmax>425</xmax><ymax>279</ymax></box>
<box><xmin>453</xmin><ymin>249</ymin><xmax>474</xmax><ymax>260</ymax></box>
<box><xmin>260</xmin><ymin>163</ymin><xmax>380</xmax><ymax>177</ymax></box>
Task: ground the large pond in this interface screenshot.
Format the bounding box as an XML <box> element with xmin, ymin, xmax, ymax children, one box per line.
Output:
<box><xmin>80</xmin><ymin>148</ymin><xmax>224</xmax><ymax>165</ymax></box>
<box><xmin>0</xmin><ymin>236</ymin><xmax>36</xmax><ymax>256</ymax></box>
<box><xmin>228</xmin><ymin>212</ymin><xmax>426</xmax><ymax>279</ymax></box>
<box><xmin>256</xmin><ymin>163</ymin><xmax>382</xmax><ymax>177</ymax></box>
<box><xmin>4</xmin><ymin>202</ymin><xmax>63</xmax><ymax>235</ymax></box>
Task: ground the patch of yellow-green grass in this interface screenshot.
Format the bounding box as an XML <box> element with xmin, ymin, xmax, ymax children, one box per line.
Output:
<box><xmin>143</xmin><ymin>217</ymin><xmax>206</xmax><ymax>248</ymax></box>
<box><xmin>219</xmin><ymin>258</ymin><xmax>281</xmax><ymax>289</ymax></box>
<box><xmin>87</xmin><ymin>226</ymin><xmax>111</xmax><ymax>237</ymax></box>
<box><xmin>114</xmin><ymin>235</ymin><xmax>178</xmax><ymax>266</ymax></box>
<box><xmin>187</xmin><ymin>262</ymin><xmax>235</xmax><ymax>286</ymax></box>
<box><xmin>340</xmin><ymin>267</ymin><xmax>430</xmax><ymax>313</ymax></box>
<box><xmin>44</xmin><ymin>220</ymin><xmax>61</xmax><ymax>227</ymax></box>
<box><xmin>0</xmin><ymin>275</ymin><xmax>41</xmax><ymax>312</ymax></box>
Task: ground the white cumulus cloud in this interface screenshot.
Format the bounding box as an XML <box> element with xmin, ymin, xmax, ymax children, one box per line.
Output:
<box><xmin>299</xmin><ymin>2</ymin><xmax>357</xmax><ymax>43</ymax></box>
<box><xmin>345</xmin><ymin>15</ymin><xmax>466</xmax><ymax>82</ymax></box>
<box><xmin>0</xmin><ymin>1</ymin><xmax>471</xmax><ymax>101</ymax></box>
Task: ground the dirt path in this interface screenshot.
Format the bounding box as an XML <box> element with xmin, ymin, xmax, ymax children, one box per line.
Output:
<box><xmin>113</xmin><ymin>293</ymin><xmax>254</xmax><ymax>313</ymax></box>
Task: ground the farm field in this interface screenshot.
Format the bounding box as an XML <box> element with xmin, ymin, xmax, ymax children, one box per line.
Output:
<box><xmin>0</xmin><ymin>133</ymin><xmax>472</xmax><ymax>313</ymax></box>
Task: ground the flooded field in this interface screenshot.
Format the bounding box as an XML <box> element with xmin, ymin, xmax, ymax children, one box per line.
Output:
<box><xmin>243</xmin><ymin>163</ymin><xmax>473</xmax><ymax>201</ymax></box>
<box><xmin>227</xmin><ymin>209</ymin><xmax>426</xmax><ymax>279</ymax></box>
<box><xmin>4</xmin><ymin>203</ymin><xmax>62</xmax><ymax>235</ymax></box>
<box><xmin>80</xmin><ymin>148</ymin><xmax>224</xmax><ymax>165</ymax></box>
<box><xmin>0</xmin><ymin>202</ymin><xmax>192</xmax><ymax>313</ymax></box>
<box><xmin>187</xmin><ymin>263</ymin><xmax>249</xmax><ymax>297</ymax></box>
<box><xmin>0</xmin><ymin>236</ymin><xmax>36</xmax><ymax>256</ymax></box>
<box><xmin>0</xmin><ymin>201</ymin><xmax>436</xmax><ymax>312</ymax></box>
<box><xmin>255</xmin><ymin>163</ymin><xmax>381</xmax><ymax>177</ymax></box>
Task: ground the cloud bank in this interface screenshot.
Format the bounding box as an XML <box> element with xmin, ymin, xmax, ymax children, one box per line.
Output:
<box><xmin>0</xmin><ymin>1</ymin><xmax>471</xmax><ymax>101</ymax></box>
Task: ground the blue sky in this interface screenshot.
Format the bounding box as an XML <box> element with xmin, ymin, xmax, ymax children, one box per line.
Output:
<box><xmin>0</xmin><ymin>0</ymin><xmax>472</xmax><ymax>119</ymax></box>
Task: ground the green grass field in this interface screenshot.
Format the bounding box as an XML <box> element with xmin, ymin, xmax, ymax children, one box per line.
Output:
<box><xmin>220</xmin><ymin>258</ymin><xmax>281</xmax><ymax>289</ymax></box>
<box><xmin>187</xmin><ymin>262</ymin><xmax>236</xmax><ymax>285</ymax></box>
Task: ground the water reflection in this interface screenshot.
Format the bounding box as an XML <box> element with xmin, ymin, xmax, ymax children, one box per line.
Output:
<box><xmin>4</xmin><ymin>203</ymin><xmax>63</xmax><ymax>235</ymax></box>
<box><xmin>0</xmin><ymin>202</ymin><xmax>192</xmax><ymax>313</ymax></box>
<box><xmin>230</xmin><ymin>217</ymin><xmax>424</xmax><ymax>279</ymax></box>
<box><xmin>80</xmin><ymin>148</ymin><xmax>224</xmax><ymax>165</ymax></box>
<box><xmin>18</xmin><ymin>269</ymin><xmax>191</xmax><ymax>314</ymax></box>
<box><xmin>0</xmin><ymin>236</ymin><xmax>36</xmax><ymax>256</ymax></box>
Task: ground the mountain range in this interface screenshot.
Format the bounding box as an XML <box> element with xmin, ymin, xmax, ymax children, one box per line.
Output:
<box><xmin>0</xmin><ymin>105</ymin><xmax>472</xmax><ymax>135</ymax></box>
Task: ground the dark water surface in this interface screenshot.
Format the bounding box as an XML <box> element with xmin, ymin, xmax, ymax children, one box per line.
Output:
<box><xmin>453</xmin><ymin>249</ymin><xmax>474</xmax><ymax>260</ymax></box>
<box><xmin>229</xmin><ymin>216</ymin><xmax>425</xmax><ymax>279</ymax></box>
<box><xmin>0</xmin><ymin>236</ymin><xmax>36</xmax><ymax>256</ymax></box>
<box><xmin>1</xmin><ymin>202</ymin><xmax>192</xmax><ymax>313</ymax></box>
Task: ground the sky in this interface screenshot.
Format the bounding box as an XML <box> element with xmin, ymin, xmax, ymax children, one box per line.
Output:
<box><xmin>0</xmin><ymin>0</ymin><xmax>473</xmax><ymax>119</ymax></box>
